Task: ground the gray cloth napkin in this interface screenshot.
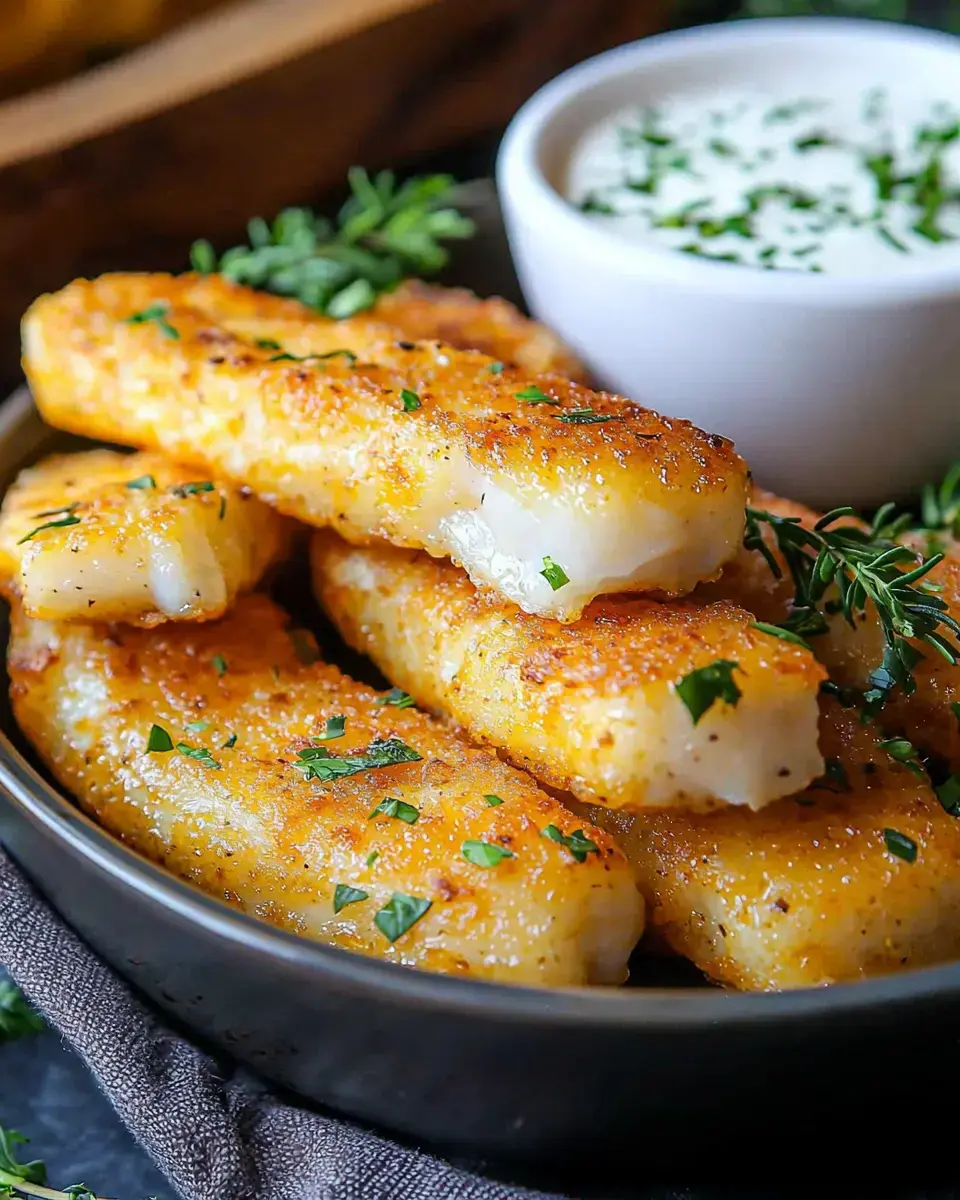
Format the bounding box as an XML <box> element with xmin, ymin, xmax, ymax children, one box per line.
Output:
<box><xmin>0</xmin><ymin>849</ymin><xmax>561</xmax><ymax>1200</ymax></box>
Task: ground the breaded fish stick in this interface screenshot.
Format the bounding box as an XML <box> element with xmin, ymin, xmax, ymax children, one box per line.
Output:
<box><xmin>700</xmin><ymin>488</ymin><xmax>960</xmax><ymax>767</ymax></box>
<box><xmin>311</xmin><ymin>531</ymin><xmax>825</xmax><ymax>811</ymax></box>
<box><xmin>9</xmin><ymin>594</ymin><xmax>643</xmax><ymax>985</ymax></box>
<box><xmin>372</xmin><ymin>280</ymin><xmax>588</xmax><ymax>380</ymax></box>
<box><xmin>23</xmin><ymin>273</ymin><xmax>749</xmax><ymax>619</ymax></box>
<box><xmin>0</xmin><ymin>450</ymin><xmax>291</xmax><ymax>627</ymax></box>
<box><xmin>582</xmin><ymin>699</ymin><xmax>960</xmax><ymax>990</ymax></box>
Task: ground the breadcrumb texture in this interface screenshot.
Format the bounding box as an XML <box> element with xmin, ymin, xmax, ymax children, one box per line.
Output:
<box><xmin>583</xmin><ymin>700</ymin><xmax>960</xmax><ymax>990</ymax></box>
<box><xmin>311</xmin><ymin>531</ymin><xmax>825</xmax><ymax>812</ymax></box>
<box><xmin>0</xmin><ymin>450</ymin><xmax>291</xmax><ymax>627</ymax></box>
<box><xmin>22</xmin><ymin>273</ymin><xmax>748</xmax><ymax>618</ymax></box>
<box><xmin>9</xmin><ymin>593</ymin><xmax>643</xmax><ymax>986</ymax></box>
<box><xmin>373</xmin><ymin>279</ymin><xmax>588</xmax><ymax>380</ymax></box>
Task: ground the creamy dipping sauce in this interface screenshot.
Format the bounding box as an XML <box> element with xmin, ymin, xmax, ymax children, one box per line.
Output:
<box><xmin>566</xmin><ymin>87</ymin><xmax>960</xmax><ymax>275</ymax></box>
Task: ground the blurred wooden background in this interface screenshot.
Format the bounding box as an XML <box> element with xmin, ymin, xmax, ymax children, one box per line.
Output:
<box><xmin>0</xmin><ymin>0</ymin><xmax>671</xmax><ymax>369</ymax></box>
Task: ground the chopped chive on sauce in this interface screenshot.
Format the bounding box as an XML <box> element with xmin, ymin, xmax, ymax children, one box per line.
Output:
<box><xmin>540</xmin><ymin>825</ymin><xmax>600</xmax><ymax>863</ymax></box>
<box><xmin>483</xmin><ymin>794</ymin><xmax>504</xmax><ymax>807</ymax></box>
<box><xmin>375</xmin><ymin>687</ymin><xmax>415</xmax><ymax>709</ymax></box>
<box><xmin>17</xmin><ymin>514</ymin><xmax>81</xmax><ymax>544</ymax></box>
<box><xmin>124</xmin><ymin>303</ymin><xmax>179</xmax><ymax>339</ymax></box>
<box><xmin>400</xmin><ymin>388</ymin><xmax>421</xmax><ymax>412</ymax></box>
<box><xmin>539</xmin><ymin>556</ymin><xmax>569</xmax><ymax>591</ymax></box>
<box><xmin>211</xmin><ymin>654</ymin><xmax>228</xmax><ymax>676</ymax></box>
<box><xmin>514</xmin><ymin>386</ymin><xmax>558</xmax><ymax>404</ymax></box>
<box><xmin>568</xmin><ymin>88</ymin><xmax>960</xmax><ymax>274</ymax></box>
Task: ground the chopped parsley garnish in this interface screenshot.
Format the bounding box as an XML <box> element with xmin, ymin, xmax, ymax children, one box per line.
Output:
<box><xmin>539</xmin><ymin>556</ymin><xmax>569</xmax><ymax>591</ymax></box>
<box><xmin>936</xmin><ymin>775</ymin><xmax>960</xmax><ymax>816</ymax></box>
<box><xmin>486</xmin><ymin>361</ymin><xmax>505</xmax><ymax>374</ymax></box>
<box><xmin>462</xmin><ymin>840</ymin><xmax>514</xmax><ymax>868</ymax></box>
<box><xmin>553</xmin><ymin>408</ymin><xmax>620</xmax><ymax>425</ymax></box>
<box><xmin>32</xmin><ymin>503</ymin><xmax>79</xmax><ymax>518</ymax></box>
<box><xmin>255</xmin><ymin>337</ymin><xmax>282</xmax><ymax>350</ymax></box>
<box><xmin>674</xmin><ymin>660</ymin><xmax>742</xmax><ymax>725</ymax></box>
<box><xmin>190</xmin><ymin>169</ymin><xmax>475</xmax><ymax>317</ymax></box>
<box><xmin>175</xmin><ymin>743</ymin><xmax>222</xmax><ymax>769</ymax></box>
<box><xmin>400</xmin><ymin>388</ymin><xmax>421</xmax><ymax>412</ymax></box>
<box><xmin>317</xmin><ymin>714</ymin><xmax>346</xmax><ymax>741</ymax></box>
<box><xmin>374</xmin><ymin>893</ymin><xmax>432</xmax><ymax>942</ymax></box>
<box><xmin>222</xmin><ymin>733</ymin><xmax>238</xmax><ymax>749</ymax></box>
<box><xmin>540</xmin><ymin>825</ymin><xmax>600</xmax><ymax>863</ymax></box>
<box><xmin>124</xmin><ymin>303</ymin><xmax>179</xmax><ymax>339</ymax></box>
<box><xmin>185</xmin><ymin>720</ymin><xmax>208</xmax><ymax>733</ymax></box>
<box><xmin>883</xmin><ymin>828</ymin><xmax>917</xmax><ymax>863</ymax></box>
<box><xmin>369</xmin><ymin>796</ymin><xmax>419</xmax><ymax>824</ymax></box>
<box><xmin>293</xmin><ymin>737</ymin><xmax>422</xmax><ymax>783</ymax></box>
<box><xmin>366</xmin><ymin>849</ymin><xmax>380</xmax><ymax>867</ymax></box>
<box><xmin>514</xmin><ymin>386</ymin><xmax>558</xmax><ymax>404</ymax></box>
<box><xmin>17</xmin><ymin>514</ymin><xmax>81</xmax><ymax>544</ymax></box>
<box><xmin>270</xmin><ymin>348</ymin><xmax>358</xmax><ymax>365</ymax></box>
<box><xmin>483</xmin><ymin>794</ymin><xmax>504</xmax><ymax>807</ymax></box>
<box><xmin>375</xmin><ymin>687</ymin><xmax>415</xmax><ymax>709</ymax></box>
<box><xmin>211</xmin><ymin>654</ymin><xmax>228</xmax><ymax>676</ymax></box>
<box><xmin>879</xmin><ymin>737</ymin><xmax>926</xmax><ymax>779</ymax></box>
<box><xmin>125</xmin><ymin>475</ymin><xmax>157</xmax><ymax>490</ymax></box>
<box><xmin>171</xmin><ymin>481</ymin><xmax>216</xmax><ymax>498</ymax></box>
<box><xmin>333</xmin><ymin>884</ymin><xmax>369</xmax><ymax>914</ymax></box>
<box><xmin>146</xmin><ymin>724</ymin><xmax>174</xmax><ymax>753</ymax></box>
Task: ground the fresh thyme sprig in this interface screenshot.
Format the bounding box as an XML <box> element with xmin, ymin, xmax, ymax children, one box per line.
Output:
<box><xmin>190</xmin><ymin>168</ymin><xmax>475</xmax><ymax>318</ymax></box>
<box><xmin>0</xmin><ymin>1122</ymin><xmax>132</xmax><ymax>1200</ymax></box>
<box><xmin>745</xmin><ymin>505</ymin><xmax>960</xmax><ymax>713</ymax></box>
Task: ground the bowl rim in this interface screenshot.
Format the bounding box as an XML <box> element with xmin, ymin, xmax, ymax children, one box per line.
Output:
<box><xmin>6</xmin><ymin>386</ymin><xmax>960</xmax><ymax>1027</ymax></box>
<box><xmin>496</xmin><ymin>16</ymin><xmax>960</xmax><ymax>306</ymax></box>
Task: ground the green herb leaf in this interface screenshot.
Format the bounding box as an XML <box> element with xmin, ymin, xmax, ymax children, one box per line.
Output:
<box><xmin>190</xmin><ymin>239</ymin><xmax>217</xmax><ymax>274</ymax></box>
<box><xmin>185</xmin><ymin>720</ymin><xmax>208</xmax><ymax>733</ymax></box>
<box><xmin>333</xmin><ymin>884</ymin><xmax>369</xmax><ymax>914</ymax></box>
<box><xmin>486</xmin><ymin>361</ymin><xmax>504</xmax><ymax>375</ymax></box>
<box><xmin>0</xmin><ymin>981</ymin><xmax>43</xmax><ymax>1044</ymax></box>
<box><xmin>170</xmin><ymin>481</ymin><xmax>215</xmax><ymax>498</ymax></box>
<box><xmin>750</xmin><ymin>621</ymin><xmax>813</xmax><ymax>650</ymax></box>
<box><xmin>369</xmin><ymin>796</ymin><xmax>419</xmax><ymax>824</ymax></box>
<box><xmin>366</xmin><ymin>849</ymin><xmax>380</xmax><ymax>867</ymax></box>
<box><xmin>514</xmin><ymin>386</ymin><xmax>558</xmax><ymax>405</ymax></box>
<box><xmin>883</xmin><ymin>827</ymin><xmax>917</xmax><ymax>863</ymax></box>
<box><xmin>124</xmin><ymin>303</ymin><xmax>179</xmax><ymax>340</ymax></box>
<box><xmin>190</xmin><ymin>170</ymin><xmax>474</xmax><ymax>318</ymax></box>
<box><xmin>33</xmin><ymin>503</ymin><xmax>80</xmax><ymax>518</ymax></box>
<box><xmin>400</xmin><ymin>388</ymin><xmax>421</xmax><ymax>412</ymax></box>
<box><xmin>255</xmin><ymin>338</ymin><xmax>282</xmax><ymax>350</ymax></box>
<box><xmin>374</xmin><ymin>687</ymin><xmax>415</xmax><ymax>709</ymax></box>
<box><xmin>462</xmin><ymin>840</ymin><xmax>514</xmax><ymax>867</ymax></box>
<box><xmin>146</xmin><ymin>724</ymin><xmax>174</xmax><ymax>753</ymax></box>
<box><xmin>294</xmin><ymin>737</ymin><xmax>422</xmax><ymax>783</ymax></box>
<box><xmin>212</xmin><ymin>654</ymin><xmax>228</xmax><ymax>677</ymax></box>
<box><xmin>374</xmin><ymin>892</ymin><xmax>432</xmax><ymax>942</ymax></box>
<box><xmin>540</xmin><ymin>556</ymin><xmax>569</xmax><ymax>591</ymax></box>
<box><xmin>879</xmin><ymin>737</ymin><xmax>927</xmax><ymax>779</ymax></box>
<box><xmin>16</xmin><ymin>515</ymin><xmax>81</xmax><ymax>545</ymax></box>
<box><xmin>935</xmin><ymin>775</ymin><xmax>960</xmax><ymax>816</ymax></box>
<box><xmin>675</xmin><ymin>660</ymin><xmax>742</xmax><ymax>725</ymax></box>
<box><xmin>553</xmin><ymin>408</ymin><xmax>620</xmax><ymax>425</ymax></box>
<box><xmin>815</xmin><ymin>758</ymin><xmax>850</xmax><ymax>792</ymax></box>
<box><xmin>0</xmin><ymin>1126</ymin><xmax>46</xmax><ymax>1186</ymax></box>
<box><xmin>483</xmin><ymin>794</ymin><xmax>503</xmax><ymax>807</ymax></box>
<box><xmin>222</xmin><ymin>733</ymin><xmax>238</xmax><ymax>749</ymax></box>
<box><xmin>540</xmin><ymin>825</ymin><xmax>600</xmax><ymax>863</ymax></box>
<box><xmin>316</xmin><ymin>715</ymin><xmax>346</xmax><ymax>741</ymax></box>
<box><xmin>125</xmin><ymin>475</ymin><xmax>157</xmax><ymax>490</ymax></box>
<box><xmin>175</xmin><ymin>743</ymin><xmax>221</xmax><ymax>770</ymax></box>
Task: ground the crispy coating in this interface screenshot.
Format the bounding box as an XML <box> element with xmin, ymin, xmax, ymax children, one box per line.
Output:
<box><xmin>583</xmin><ymin>700</ymin><xmax>960</xmax><ymax>990</ymax></box>
<box><xmin>311</xmin><ymin>531</ymin><xmax>825</xmax><ymax>812</ymax></box>
<box><xmin>22</xmin><ymin>273</ymin><xmax>748</xmax><ymax>619</ymax></box>
<box><xmin>699</xmin><ymin>488</ymin><xmax>960</xmax><ymax>767</ymax></box>
<box><xmin>9</xmin><ymin>594</ymin><xmax>643</xmax><ymax>985</ymax></box>
<box><xmin>0</xmin><ymin>450</ymin><xmax>291</xmax><ymax>627</ymax></box>
<box><xmin>373</xmin><ymin>280</ymin><xmax>588</xmax><ymax>380</ymax></box>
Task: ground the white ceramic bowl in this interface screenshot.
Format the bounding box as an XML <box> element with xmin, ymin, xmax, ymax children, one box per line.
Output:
<box><xmin>497</xmin><ymin>18</ymin><xmax>960</xmax><ymax>509</ymax></box>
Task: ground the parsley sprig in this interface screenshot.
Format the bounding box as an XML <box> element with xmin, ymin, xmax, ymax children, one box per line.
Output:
<box><xmin>0</xmin><ymin>1122</ymin><xmax>120</xmax><ymax>1199</ymax></box>
<box><xmin>293</xmin><ymin>737</ymin><xmax>421</xmax><ymax>783</ymax></box>
<box><xmin>190</xmin><ymin>168</ymin><xmax>475</xmax><ymax>318</ymax></box>
<box><xmin>745</xmin><ymin>505</ymin><xmax>960</xmax><ymax>713</ymax></box>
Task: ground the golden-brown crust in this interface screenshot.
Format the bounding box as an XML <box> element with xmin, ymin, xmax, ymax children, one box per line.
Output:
<box><xmin>22</xmin><ymin>274</ymin><xmax>748</xmax><ymax>604</ymax></box>
<box><xmin>585</xmin><ymin>700</ymin><xmax>960</xmax><ymax>990</ymax></box>
<box><xmin>9</xmin><ymin>593</ymin><xmax>644</xmax><ymax>985</ymax></box>
<box><xmin>312</xmin><ymin>531</ymin><xmax>825</xmax><ymax>811</ymax></box>
<box><xmin>373</xmin><ymin>279</ymin><xmax>588</xmax><ymax>381</ymax></box>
